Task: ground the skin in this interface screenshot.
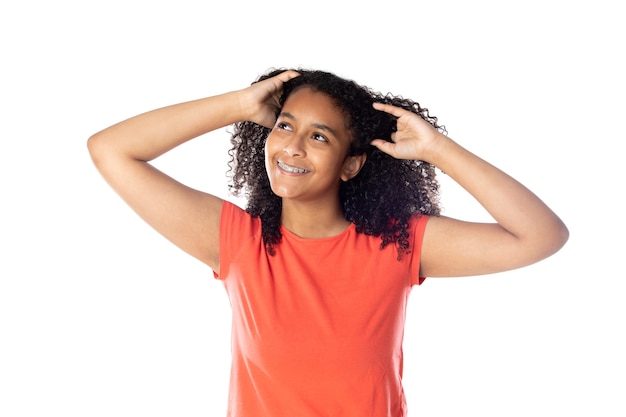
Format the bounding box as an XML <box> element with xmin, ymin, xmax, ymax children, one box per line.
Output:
<box><xmin>265</xmin><ymin>87</ymin><xmax>367</xmax><ymax>238</ymax></box>
<box><xmin>88</xmin><ymin>70</ymin><xmax>568</xmax><ymax>278</ymax></box>
<box><xmin>370</xmin><ymin>102</ymin><xmax>568</xmax><ymax>276</ymax></box>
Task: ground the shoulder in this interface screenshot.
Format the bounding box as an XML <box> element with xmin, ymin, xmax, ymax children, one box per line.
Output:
<box><xmin>410</xmin><ymin>213</ymin><xmax>430</xmax><ymax>232</ymax></box>
<box><xmin>220</xmin><ymin>200</ymin><xmax>261</xmax><ymax>235</ymax></box>
<box><xmin>218</xmin><ymin>200</ymin><xmax>262</xmax><ymax>268</ymax></box>
<box><xmin>409</xmin><ymin>214</ymin><xmax>430</xmax><ymax>252</ymax></box>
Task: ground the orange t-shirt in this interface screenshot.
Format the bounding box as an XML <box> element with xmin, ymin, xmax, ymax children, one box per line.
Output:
<box><xmin>215</xmin><ymin>201</ymin><xmax>429</xmax><ymax>417</ymax></box>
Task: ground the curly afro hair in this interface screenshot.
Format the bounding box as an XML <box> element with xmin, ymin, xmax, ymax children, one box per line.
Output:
<box><xmin>228</xmin><ymin>68</ymin><xmax>443</xmax><ymax>259</ymax></box>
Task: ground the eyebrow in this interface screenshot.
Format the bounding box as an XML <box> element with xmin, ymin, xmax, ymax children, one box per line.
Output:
<box><xmin>279</xmin><ymin>112</ymin><xmax>338</xmax><ymax>137</ymax></box>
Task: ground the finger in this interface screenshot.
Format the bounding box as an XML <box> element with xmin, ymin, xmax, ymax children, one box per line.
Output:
<box><xmin>370</xmin><ymin>138</ymin><xmax>398</xmax><ymax>157</ymax></box>
<box><xmin>275</xmin><ymin>70</ymin><xmax>301</xmax><ymax>82</ymax></box>
<box><xmin>372</xmin><ymin>102</ymin><xmax>410</xmax><ymax>118</ymax></box>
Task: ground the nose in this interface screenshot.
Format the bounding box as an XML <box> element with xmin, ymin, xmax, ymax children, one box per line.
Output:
<box><xmin>283</xmin><ymin>135</ymin><xmax>306</xmax><ymax>157</ymax></box>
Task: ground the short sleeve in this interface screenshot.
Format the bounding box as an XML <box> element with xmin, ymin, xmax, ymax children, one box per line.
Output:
<box><xmin>213</xmin><ymin>200</ymin><xmax>260</xmax><ymax>280</ymax></box>
<box><xmin>410</xmin><ymin>214</ymin><xmax>430</xmax><ymax>286</ymax></box>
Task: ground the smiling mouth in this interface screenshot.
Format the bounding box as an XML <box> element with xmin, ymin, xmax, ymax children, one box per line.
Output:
<box><xmin>278</xmin><ymin>161</ymin><xmax>310</xmax><ymax>174</ymax></box>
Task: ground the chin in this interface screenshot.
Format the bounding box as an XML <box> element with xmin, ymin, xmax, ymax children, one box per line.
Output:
<box><xmin>270</xmin><ymin>188</ymin><xmax>297</xmax><ymax>200</ymax></box>
<box><xmin>268</xmin><ymin>182</ymin><xmax>290</xmax><ymax>199</ymax></box>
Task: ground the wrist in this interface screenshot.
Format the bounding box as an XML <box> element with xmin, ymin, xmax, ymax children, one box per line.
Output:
<box><xmin>420</xmin><ymin>132</ymin><xmax>455</xmax><ymax>166</ymax></box>
<box><xmin>232</xmin><ymin>88</ymin><xmax>255</xmax><ymax>122</ymax></box>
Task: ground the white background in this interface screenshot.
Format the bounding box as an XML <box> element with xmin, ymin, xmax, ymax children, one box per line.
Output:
<box><xmin>1</xmin><ymin>1</ymin><xmax>624</xmax><ymax>416</ymax></box>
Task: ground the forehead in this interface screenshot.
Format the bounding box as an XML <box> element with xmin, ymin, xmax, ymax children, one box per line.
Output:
<box><xmin>282</xmin><ymin>87</ymin><xmax>349</xmax><ymax>131</ymax></box>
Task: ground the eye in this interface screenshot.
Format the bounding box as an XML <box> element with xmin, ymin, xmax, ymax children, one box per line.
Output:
<box><xmin>312</xmin><ymin>133</ymin><xmax>328</xmax><ymax>143</ymax></box>
<box><xmin>275</xmin><ymin>121</ymin><xmax>292</xmax><ymax>131</ymax></box>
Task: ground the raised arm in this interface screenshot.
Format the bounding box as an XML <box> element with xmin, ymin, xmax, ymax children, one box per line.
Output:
<box><xmin>371</xmin><ymin>102</ymin><xmax>569</xmax><ymax>278</ymax></box>
<box><xmin>87</xmin><ymin>71</ymin><xmax>300</xmax><ymax>271</ymax></box>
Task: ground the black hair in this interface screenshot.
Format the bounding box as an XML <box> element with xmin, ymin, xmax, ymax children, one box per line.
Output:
<box><xmin>228</xmin><ymin>68</ymin><xmax>442</xmax><ymax>259</ymax></box>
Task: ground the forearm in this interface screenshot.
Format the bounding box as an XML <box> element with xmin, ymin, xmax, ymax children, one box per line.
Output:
<box><xmin>88</xmin><ymin>90</ymin><xmax>246</xmax><ymax>162</ymax></box>
<box><xmin>427</xmin><ymin>135</ymin><xmax>568</xmax><ymax>247</ymax></box>
<box><xmin>372</xmin><ymin>102</ymin><xmax>567</xmax><ymax>275</ymax></box>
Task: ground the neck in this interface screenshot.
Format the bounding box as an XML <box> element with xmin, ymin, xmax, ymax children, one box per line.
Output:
<box><xmin>281</xmin><ymin>200</ymin><xmax>350</xmax><ymax>239</ymax></box>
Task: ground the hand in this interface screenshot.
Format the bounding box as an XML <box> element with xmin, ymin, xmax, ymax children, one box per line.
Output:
<box><xmin>239</xmin><ymin>70</ymin><xmax>301</xmax><ymax>128</ymax></box>
<box><xmin>370</xmin><ymin>102</ymin><xmax>446</xmax><ymax>162</ymax></box>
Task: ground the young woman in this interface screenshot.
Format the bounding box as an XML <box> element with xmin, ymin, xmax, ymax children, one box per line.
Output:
<box><xmin>88</xmin><ymin>68</ymin><xmax>568</xmax><ymax>416</ymax></box>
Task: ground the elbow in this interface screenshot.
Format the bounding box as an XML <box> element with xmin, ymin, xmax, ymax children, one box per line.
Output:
<box><xmin>553</xmin><ymin>220</ymin><xmax>570</xmax><ymax>253</ymax></box>
<box><xmin>86</xmin><ymin>132</ymin><xmax>102</xmax><ymax>164</ymax></box>
<box><xmin>521</xmin><ymin>218</ymin><xmax>569</xmax><ymax>267</ymax></box>
<box><xmin>87</xmin><ymin>130</ymin><xmax>114</xmax><ymax>168</ymax></box>
<box><xmin>541</xmin><ymin>218</ymin><xmax>569</xmax><ymax>259</ymax></box>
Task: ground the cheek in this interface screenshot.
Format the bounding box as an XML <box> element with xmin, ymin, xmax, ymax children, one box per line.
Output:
<box><xmin>263</xmin><ymin>135</ymin><xmax>274</xmax><ymax>165</ymax></box>
<box><xmin>264</xmin><ymin>131</ymin><xmax>278</xmax><ymax>150</ymax></box>
<box><xmin>264</xmin><ymin>131</ymin><xmax>288</xmax><ymax>162</ymax></box>
<box><xmin>264</xmin><ymin>134</ymin><xmax>278</xmax><ymax>176</ymax></box>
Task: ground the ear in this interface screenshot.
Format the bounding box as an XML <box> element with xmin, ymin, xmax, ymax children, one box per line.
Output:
<box><xmin>340</xmin><ymin>154</ymin><xmax>367</xmax><ymax>181</ymax></box>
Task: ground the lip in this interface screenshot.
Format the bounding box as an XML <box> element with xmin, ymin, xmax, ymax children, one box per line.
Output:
<box><xmin>277</xmin><ymin>161</ymin><xmax>310</xmax><ymax>174</ymax></box>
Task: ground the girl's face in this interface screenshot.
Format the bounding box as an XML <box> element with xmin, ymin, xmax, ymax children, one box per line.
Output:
<box><xmin>264</xmin><ymin>87</ymin><xmax>365</xmax><ymax>205</ymax></box>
